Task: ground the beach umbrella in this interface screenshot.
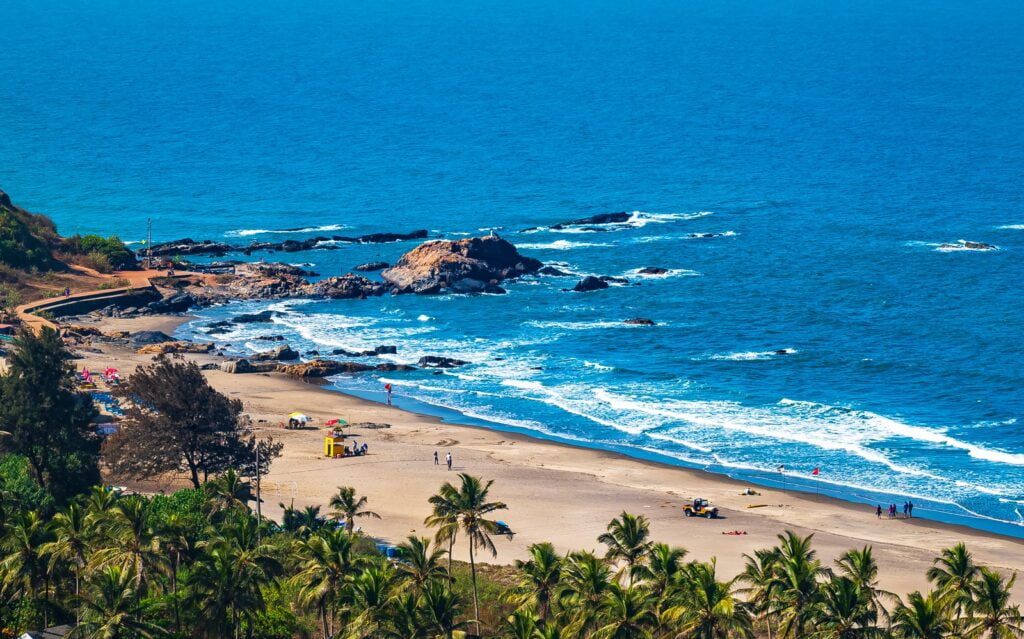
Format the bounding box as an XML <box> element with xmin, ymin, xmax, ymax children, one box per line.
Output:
<box><xmin>288</xmin><ymin>412</ymin><xmax>310</xmax><ymax>421</ymax></box>
<box><xmin>325</xmin><ymin>418</ymin><xmax>348</xmax><ymax>427</ymax></box>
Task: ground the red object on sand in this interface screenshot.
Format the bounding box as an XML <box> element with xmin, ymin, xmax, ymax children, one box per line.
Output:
<box><xmin>812</xmin><ymin>467</ymin><xmax>820</xmax><ymax>476</ymax></box>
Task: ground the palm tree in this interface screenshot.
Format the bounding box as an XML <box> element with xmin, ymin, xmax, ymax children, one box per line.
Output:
<box><xmin>41</xmin><ymin>503</ymin><xmax>91</xmax><ymax>625</ymax></box>
<box><xmin>811</xmin><ymin>576</ymin><xmax>885</xmax><ymax>639</ymax></box>
<box><xmin>425</xmin><ymin>482</ymin><xmax>461</xmax><ymax>588</ymax></box>
<box><xmin>349</xmin><ymin>558</ymin><xmax>400</xmax><ymax>636</ymax></box>
<box><xmin>91</xmin><ymin>497</ymin><xmax>165</xmax><ymax>599</ymax></box>
<box><xmin>891</xmin><ymin>590</ymin><xmax>955</xmax><ymax>639</ymax></box>
<box><xmin>740</xmin><ymin>548</ymin><xmax>782</xmax><ymax>639</ymax></box>
<box><xmin>421</xmin><ymin>580</ymin><xmax>466</xmax><ymax>639</ymax></box>
<box><xmin>963</xmin><ymin>568</ymin><xmax>1024</xmax><ymax>639</ymax></box>
<box><xmin>328</xmin><ymin>485</ymin><xmax>381</xmax><ymax>534</ymax></box>
<box><xmin>430</xmin><ymin>473</ymin><xmax>508</xmax><ymax>636</ymax></box>
<box><xmin>640</xmin><ymin>542</ymin><xmax>688</xmax><ymax>601</ymax></box>
<box><xmin>597</xmin><ymin>512</ymin><xmax>653</xmax><ymax>584</ymax></box>
<box><xmin>0</xmin><ymin>509</ymin><xmax>55</xmax><ymax>628</ymax></box>
<box><xmin>557</xmin><ymin>550</ymin><xmax>613</xmax><ymax>638</ymax></box>
<box><xmin>281</xmin><ymin>502</ymin><xmax>330</xmax><ymax>537</ymax></box>
<box><xmin>510</xmin><ymin>542</ymin><xmax>563</xmax><ymax>620</ymax></box>
<box><xmin>205</xmin><ymin>468</ymin><xmax>252</xmax><ymax>517</ymax></box>
<box><xmin>593</xmin><ymin>584</ymin><xmax>657</xmax><ymax>639</ymax></box>
<box><xmin>383</xmin><ymin>592</ymin><xmax>430</xmax><ymax>639</ymax></box>
<box><xmin>926</xmin><ymin>542</ymin><xmax>978</xmax><ymax>615</ymax></box>
<box><xmin>189</xmin><ymin>538</ymin><xmax>280</xmax><ymax>639</ymax></box>
<box><xmin>396</xmin><ymin>535</ymin><xmax>449</xmax><ymax>592</ymax></box>
<box><xmin>835</xmin><ymin>546</ymin><xmax>896</xmax><ymax>622</ymax></box>
<box><xmin>70</xmin><ymin>566</ymin><xmax>167</xmax><ymax>639</ymax></box>
<box><xmin>507</xmin><ymin>609</ymin><xmax>538</xmax><ymax>639</ymax></box>
<box><xmin>673</xmin><ymin>559</ymin><xmax>754</xmax><ymax>639</ymax></box>
<box><xmin>291</xmin><ymin>527</ymin><xmax>359</xmax><ymax>639</ymax></box>
<box><xmin>768</xmin><ymin>531</ymin><xmax>827</xmax><ymax>639</ymax></box>
<box><xmin>153</xmin><ymin>512</ymin><xmax>197</xmax><ymax>634</ymax></box>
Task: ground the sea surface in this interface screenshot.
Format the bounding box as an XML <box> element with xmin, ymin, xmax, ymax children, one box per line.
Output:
<box><xmin>3</xmin><ymin>0</ymin><xmax>1024</xmax><ymax>534</ymax></box>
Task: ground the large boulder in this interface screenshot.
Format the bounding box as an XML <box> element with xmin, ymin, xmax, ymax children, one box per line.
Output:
<box><xmin>128</xmin><ymin>331</ymin><xmax>176</xmax><ymax>348</ymax></box>
<box><xmin>550</xmin><ymin>212</ymin><xmax>631</xmax><ymax>229</ymax></box>
<box><xmin>382</xmin><ymin>235</ymin><xmax>542</xmax><ymax>295</ymax></box>
<box><xmin>302</xmin><ymin>274</ymin><xmax>389</xmax><ymax>299</ymax></box>
<box><xmin>278</xmin><ymin>359</ymin><xmax>373</xmax><ymax>378</ymax></box>
<box><xmin>572</xmin><ymin>276</ymin><xmax>609</xmax><ymax>292</ymax></box>
<box><xmin>147</xmin><ymin>293</ymin><xmax>195</xmax><ymax>314</ymax></box>
<box><xmin>250</xmin><ymin>344</ymin><xmax>300</xmax><ymax>361</ymax></box>
<box><xmin>231</xmin><ymin>310</ymin><xmax>278</xmax><ymax>324</ymax></box>
<box><xmin>137</xmin><ymin>341</ymin><xmax>214</xmax><ymax>355</ymax></box>
<box><xmin>220</xmin><ymin>359</ymin><xmax>278</xmax><ymax>374</ymax></box>
<box><xmin>353</xmin><ymin>261</ymin><xmax>390</xmax><ymax>272</ymax></box>
<box><xmin>418</xmin><ymin>355</ymin><xmax>469</xmax><ymax>368</ymax></box>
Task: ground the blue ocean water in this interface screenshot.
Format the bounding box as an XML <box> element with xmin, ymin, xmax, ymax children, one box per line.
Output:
<box><xmin>3</xmin><ymin>0</ymin><xmax>1024</xmax><ymax>533</ymax></box>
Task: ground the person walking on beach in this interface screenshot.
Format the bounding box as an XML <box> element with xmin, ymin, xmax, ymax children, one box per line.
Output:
<box><xmin>446</xmin><ymin>451</ymin><xmax>452</xmax><ymax>470</ymax></box>
<box><xmin>907</xmin><ymin>501</ymin><xmax>914</xmax><ymax>517</ymax></box>
<box><xmin>903</xmin><ymin>502</ymin><xmax>909</xmax><ymax>518</ymax></box>
<box><xmin>434</xmin><ymin>450</ymin><xmax>439</xmax><ymax>465</ymax></box>
<box><xmin>876</xmin><ymin>505</ymin><xmax>882</xmax><ymax>519</ymax></box>
<box><xmin>385</xmin><ymin>383</ymin><xmax>392</xmax><ymax>405</ymax></box>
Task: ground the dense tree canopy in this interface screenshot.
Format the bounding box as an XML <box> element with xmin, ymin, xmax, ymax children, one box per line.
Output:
<box><xmin>104</xmin><ymin>356</ymin><xmax>281</xmax><ymax>487</ymax></box>
<box><xmin>0</xmin><ymin>327</ymin><xmax>100</xmax><ymax>503</ymax></box>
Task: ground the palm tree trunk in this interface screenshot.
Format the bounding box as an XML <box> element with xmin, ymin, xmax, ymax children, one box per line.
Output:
<box><xmin>173</xmin><ymin>553</ymin><xmax>181</xmax><ymax>634</ymax></box>
<box><xmin>321</xmin><ymin>603</ymin><xmax>329</xmax><ymax>639</ymax></box>
<box><xmin>447</xmin><ymin>536</ymin><xmax>455</xmax><ymax>592</ymax></box>
<box><xmin>469</xmin><ymin>541</ymin><xmax>481</xmax><ymax>637</ymax></box>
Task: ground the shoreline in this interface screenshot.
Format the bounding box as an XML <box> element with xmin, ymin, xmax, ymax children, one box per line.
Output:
<box><xmin>72</xmin><ymin>311</ymin><xmax>1024</xmax><ymax>600</ymax></box>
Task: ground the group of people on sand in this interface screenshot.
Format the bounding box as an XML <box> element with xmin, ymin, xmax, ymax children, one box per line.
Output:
<box><xmin>433</xmin><ymin>450</ymin><xmax>453</xmax><ymax>470</ymax></box>
<box><xmin>876</xmin><ymin>501</ymin><xmax>914</xmax><ymax>519</ymax></box>
<box><xmin>344</xmin><ymin>440</ymin><xmax>369</xmax><ymax>457</ymax></box>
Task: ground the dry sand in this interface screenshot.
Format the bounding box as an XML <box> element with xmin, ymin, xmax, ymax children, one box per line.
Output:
<box><xmin>77</xmin><ymin>314</ymin><xmax>1024</xmax><ymax>599</ymax></box>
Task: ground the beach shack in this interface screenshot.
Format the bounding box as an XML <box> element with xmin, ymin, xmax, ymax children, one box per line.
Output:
<box><xmin>324</xmin><ymin>431</ymin><xmax>345</xmax><ymax>458</ymax></box>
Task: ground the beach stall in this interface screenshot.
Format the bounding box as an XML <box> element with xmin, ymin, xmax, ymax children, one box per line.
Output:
<box><xmin>324</xmin><ymin>432</ymin><xmax>346</xmax><ymax>458</ymax></box>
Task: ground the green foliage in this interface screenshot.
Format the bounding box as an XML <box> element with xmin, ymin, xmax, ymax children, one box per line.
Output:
<box><xmin>147</xmin><ymin>488</ymin><xmax>209</xmax><ymax>539</ymax></box>
<box><xmin>0</xmin><ymin>454</ymin><xmax>54</xmax><ymax>513</ymax></box>
<box><xmin>0</xmin><ymin>327</ymin><xmax>100</xmax><ymax>504</ymax></box>
<box><xmin>0</xmin><ymin>284</ymin><xmax>21</xmax><ymax>311</ymax></box>
<box><xmin>0</xmin><ymin>206</ymin><xmax>60</xmax><ymax>271</ymax></box>
<box><xmin>65</xmin><ymin>234</ymin><xmax>137</xmax><ymax>270</ymax></box>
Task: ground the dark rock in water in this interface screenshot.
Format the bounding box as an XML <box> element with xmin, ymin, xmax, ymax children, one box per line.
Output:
<box><xmin>254</xmin><ymin>335</ymin><xmax>285</xmax><ymax>341</ymax></box>
<box><xmin>354</xmin><ymin>261</ymin><xmax>390</xmax><ymax>272</ymax></box>
<box><xmin>128</xmin><ymin>331</ymin><xmax>176</xmax><ymax>347</ymax></box>
<box><xmin>538</xmin><ymin>265</ymin><xmax>572</xmax><ymax>276</ymax></box>
<box><xmin>148</xmin><ymin>238</ymin><xmax>234</xmax><ymax>257</ymax></box>
<box><xmin>375</xmin><ymin>345</ymin><xmax>397</xmax><ymax>355</ymax></box>
<box><xmin>774</xmin><ymin>349</ymin><xmax>795</xmax><ymax>355</ymax></box>
<box><xmin>938</xmin><ymin>240</ymin><xmax>998</xmax><ymax>251</ymax></box>
<box><xmin>572</xmin><ymin>276</ymin><xmax>610</xmax><ymax>292</ymax></box>
<box><xmin>432</xmin><ymin>370</ymin><xmax>445</xmax><ymax>375</ymax></box>
<box><xmin>624</xmin><ymin>318</ymin><xmax>656</xmax><ymax>326</ymax></box>
<box><xmin>277</xmin><ymin>359</ymin><xmax>413</xmax><ymax>377</ymax></box>
<box><xmin>232</xmin><ymin>310</ymin><xmax>278</xmax><ymax>324</ymax></box>
<box><xmin>250</xmin><ymin>344</ymin><xmax>300</xmax><ymax>361</ymax></box>
<box><xmin>448</xmin><ymin>278</ymin><xmax>506</xmax><ymax>295</ymax></box>
<box><xmin>330</xmin><ymin>344</ymin><xmax>398</xmax><ymax>358</ymax></box>
<box><xmin>304</xmin><ymin>274</ymin><xmax>389</xmax><ymax>299</ymax></box>
<box><xmin>418</xmin><ymin>355</ymin><xmax>469</xmax><ymax>368</ymax></box>
<box><xmin>600</xmin><ymin>276</ymin><xmax>629</xmax><ymax>284</ymax></box>
<box><xmin>637</xmin><ymin>267</ymin><xmax>668</xmax><ymax>275</ymax></box>
<box><xmin>687</xmin><ymin>232</ymin><xmax>731</xmax><ymax>239</ymax></box>
<box><xmin>550</xmin><ymin>212</ymin><xmax>631</xmax><ymax>230</ymax></box>
<box><xmin>331</xmin><ymin>230</ymin><xmax>429</xmax><ymax>244</ymax></box>
<box><xmin>306</xmin><ymin>350</ymin><xmax>320</xmax><ymax>356</ymax></box>
<box><xmin>383</xmin><ymin>235</ymin><xmax>542</xmax><ymax>295</ymax></box>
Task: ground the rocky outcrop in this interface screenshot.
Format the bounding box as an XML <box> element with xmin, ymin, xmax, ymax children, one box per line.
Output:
<box><xmin>232</xmin><ymin>310</ymin><xmax>278</xmax><ymax>324</ymax></box>
<box><xmin>418</xmin><ymin>355</ymin><xmax>469</xmax><ymax>368</ymax></box>
<box><xmin>254</xmin><ymin>335</ymin><xmax>285</xmax><ymax>341</ymax></box>
<box><xmin>143</xmin><ymin>231</ymin><xmax>428</xmax><ymax>260</ymax></box>
<box><xmin>331</xmin><ymin>345</ymin><xmax>397</xmax><ymax>357</ymax></box>
<box><xmin>146</xmin><ymin>293</ymin><xmax>195</xmax><ymax>314</ymax></box>
<box><xmin>220</xmin><ymin>359</ymin><xmax>279</xmax><ymax>374</ymax></box>
<box><xmin>250</xmin><ymin>344</ymin><xmax>300</xmax><ymax>361</ymax></box>
<box><xmin>637</xmin><ymin>267</ymin><xmax>668</xmax><ymax>275</ymax></box>
<box><xmin>128</xmin><ymin>331</ymin><xmax>176</xmax><ymax>348</ymax></box>
<box><xmin>551</xmin><ymin>212</ymin><xmax>631</xmax><ymax>229</ymax></box>
<box><xmin>277</xmin><ymin>359</ymin><xmax>416</xmax><ymax>378</ymax></box>
<box><xmin>624</xmin><ymin>318</ymin><xmax>656</xmax><ymax>326</ymax></box>
<box><xmin>538</xmin><ymin>265</ymin><xmax>572</xmax><ymax>276</ymax></box>
<box><xmin>148</xmin><ymin>239</ymin><xmax>234</xmax><ymax>257</ymax></box>
<box><xmin>382</xmin><ymin>235</ymin><xmax>542</xmax><ymax>295</ymax></box>
<box><xmin>334</xmin><ymin>230</ymin><xmax>428</xmax><ymax>244</ymax></box>
<box><xmin>137</xmin><ymin>341</ymin><xmax>214</xmax><ymax>355</ymax></box>
<box><xmin>303</xmin><ymin>274</ymin><xmax>389</xmax><ymax>299</ymax></box>
<box><xmin>938</xmin><ymin>240</ymin><xmax>998</xmax><ymax>251</ymax></box>
<box><xmin>572</xmin><ymin>276</ymin><xmax>609</xmax><ymax>292</ymax></box>
<box><xmin>354</xmin><ymin>261</ymin><xmax>389</xmax><ymax>272</ymax></box>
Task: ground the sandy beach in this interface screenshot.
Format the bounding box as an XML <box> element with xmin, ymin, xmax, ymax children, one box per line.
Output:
<box><xmin>77</xmin><ymin>313</ymin><xmax>1024</xmax><ymax>600</ymax></box>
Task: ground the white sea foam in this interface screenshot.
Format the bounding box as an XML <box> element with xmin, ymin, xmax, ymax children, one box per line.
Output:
<box><xmin>517</xmin><ymin>240</ymin><xmax>613</xmax><ymax>250</ymax></box>
<box><xmin>225</xmin><ymin>224</ymin><xmax>346</xmax><ymax>237</ymax></box>
<box><xmin>524</xmin><ymin>320</ymin><xmax>630</xmax><ymax>330</ymax></box>
<box><xmin>624</xmin><ymin>267</ymin><xmax>701</xmax><ymax>279</ymax></box>
<box><xmin>417</xmin><ymin>314</ymin><xmax>433</xmax><ymax>322</ymax></box>
<box><xmin>706</xmin><ymin>349</ymin><xmax>797</xmax><ymax>361</ymax></box>
<box><xmin>934</xmin><ymin>240</ymin><xmax>999</xmax><ymax>252</ymax></box>
<box><xmin>583</xmin><ymin>360</ymin><xmax>614</xmax><ymax>371</ymax></box>
<box><xmin>686</xmin><ymin>230</ymin><xmax>738</xmax><ymax>239</ymax></box>
<box><xmin>996</xmin><ymin>224</ymin><xmax>1024</xmax><ymax>230</ymax></box>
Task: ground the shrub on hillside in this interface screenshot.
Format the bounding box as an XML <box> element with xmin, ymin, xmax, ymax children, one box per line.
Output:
<box><xmin>65</xmin><ymin>234</ymin><xmax>137</xmax><ymax>270</ymax></box>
